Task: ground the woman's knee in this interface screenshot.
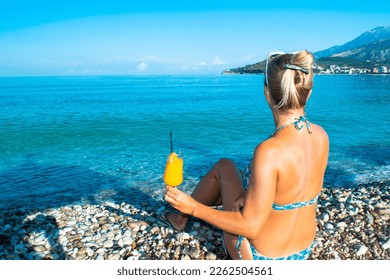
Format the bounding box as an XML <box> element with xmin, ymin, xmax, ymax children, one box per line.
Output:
<box><xmin>216</xmin><ymin>158</ymin><xmax>236</xmax><ymax>171</ymax></box>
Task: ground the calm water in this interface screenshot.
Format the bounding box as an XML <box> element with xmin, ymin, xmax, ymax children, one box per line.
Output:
<box><xmin>0</xmin><ymin>75</ymin><xmax>389</xmax><ymax>209</ymax></box>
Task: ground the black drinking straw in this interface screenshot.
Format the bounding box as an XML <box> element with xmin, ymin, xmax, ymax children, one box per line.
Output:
<box><xmin>170</xmin><ymin>130</ymin><xmax>173</xmax><ymax>153</ymax></box>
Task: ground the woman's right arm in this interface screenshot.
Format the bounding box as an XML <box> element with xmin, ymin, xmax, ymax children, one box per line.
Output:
<box><xmin>167</xmin><ymin>140</ymin><xmax>279</xmax><ymax>239</ymax></box>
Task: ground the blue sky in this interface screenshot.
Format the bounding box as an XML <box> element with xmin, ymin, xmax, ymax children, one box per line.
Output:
<box><xmin>0</xmin><ymin>0</ymin><xmax>389</xmax><ymax>76</ymax></box>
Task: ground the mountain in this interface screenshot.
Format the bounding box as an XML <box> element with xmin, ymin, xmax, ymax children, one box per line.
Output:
<box><xmin>317</xmin><ymin>38</ymin><xmax>390</xmax><ymax>69</ymax></box>
<box><xmin>223</xmin><ymin>26</ymin><xmax>390</xmax><ymax>74</ymax></box>
<box><xmin>314</xmin><ymin>26</ymin><xmax>390</xmax><ymax>59</ymax></box>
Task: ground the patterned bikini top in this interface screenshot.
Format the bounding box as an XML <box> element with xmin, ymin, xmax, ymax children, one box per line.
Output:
<box><xmin>272</xmin><ymin>194</ymin><xmax>319</xmax><ymax>211</ymax></box>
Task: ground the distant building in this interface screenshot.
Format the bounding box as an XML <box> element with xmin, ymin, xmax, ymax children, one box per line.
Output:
<box><xmin>378</xmin><ymin>66</ymin><xmax>388</xmax><ymax>73</ymax></box>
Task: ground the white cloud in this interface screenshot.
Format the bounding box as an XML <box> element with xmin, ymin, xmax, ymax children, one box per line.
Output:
<box><xmin>136</xmin><ymin>62</ymin><xmax>148</xmax><ymax>72</ymax></box>
<box><xmin>212</xmin><ymin>55</ymin><xmax>226</xmax><ymax>65</ymax></box>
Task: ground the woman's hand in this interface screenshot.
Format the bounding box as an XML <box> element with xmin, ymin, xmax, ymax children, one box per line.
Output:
<box><xmin>232</xmin><ymin>191</ymin><xmax>246</xmax><ymax>212</ymax></box>
<box><xmin>164</xmin><ymin>186</ymin><xmax>198</xmax><ymax>215</ymax></box>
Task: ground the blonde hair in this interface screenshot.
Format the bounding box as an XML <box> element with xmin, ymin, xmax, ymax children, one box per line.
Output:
<box><xmin>266</xmin><ymin>50</ymin><xmax>314</xmax><ymax>111</ymax></box>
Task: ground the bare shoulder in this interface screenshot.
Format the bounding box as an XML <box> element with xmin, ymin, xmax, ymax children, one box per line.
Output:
<box><xmin>253</xmin><ymin>138</ymin><xmax>280</xmax><ymax>165</ymax></box>
<box><xmin>311</xmin><ymin>124</ymin><xmax>329</xmax><ymax>146</ymax></box>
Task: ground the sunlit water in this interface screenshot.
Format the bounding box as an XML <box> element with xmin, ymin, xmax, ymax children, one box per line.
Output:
<box><xmin>0</xmin><ymin>75</ymin><xmax>389</xmax><ymax>209</ymax></box>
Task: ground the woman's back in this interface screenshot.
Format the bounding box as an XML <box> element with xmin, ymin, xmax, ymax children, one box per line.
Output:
<box><xmin>252</xmin><ymin>123</ymin><xmax>329</xmax><ymax>258</ymax></box>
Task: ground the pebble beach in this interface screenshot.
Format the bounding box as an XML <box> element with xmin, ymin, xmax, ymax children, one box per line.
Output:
<box><xmin>0</xmin><ymin>181</ymin><xmax>389</xmax><ymax>260</ymax></box>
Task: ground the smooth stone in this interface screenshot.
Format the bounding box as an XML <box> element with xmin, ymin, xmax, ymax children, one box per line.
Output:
<box><xmin>319</xmin><ymin>213</ymin><xmax>329</xmax><ymax>223</ymax></box>
<box><xmin>96</xmin><ymin>236</ymin><xmax>106</xmax><ymax>244</ymax></box>
<box><xmin>336</xmin><ymin>222</ymin><xmax>347</xmax><ymax>228</ymax></box>
<box><xmin>140</xmin><ymin>225</ymin><xmax>147</xmax><ymax>231</ymax></box>
<box><xmin>95</xmin><ymin>213</ymin><xmax>105</xmax><ymax>218</ymax></box>
<box><xmin>128</xmin><ymin>221</ymin><xmax>148</xmax><ymax>231</ymax></box>
<box><xmin>378</xmin><ymin>208</ymin><xmax>390</xmax><ymax>215</ymax></box>
<box><xmin>313</xmin><ymin>240</ymin><xmax>323</xmax><ymax>248</ymax></box>
<box><xmin>85</xmin><ymin>242</ymin><xmax>98</xmax><ymax>248</ymax></box>
<box><xmin>62</xmin><ymin>227</ymin><xmax>73</xmax><ymax>233</ymax></box>
<box><xmin>96</xmin><ymin>248</ymin><xmax>106</xmax><ymax>255</ymax></box>
<box><xmin>354</xmin><ymin>227</ymin><xmax>361</xmax><ymax>233</ymax></box>
<box><xmin>108</xmin><ymin>253</ymin><xmax>120</xmax><ymax>260</ymax></box>
<box><xmin>382</xmin><ymin>239</ymin><xmax>390</xmax><ymax>250</ymax></box>
<box><xmin>114</xmin><ymin>233</ymin><xmax>122</xmax><ymax>241</ymax></box>
<box><xmin>81</xmin><ymin>236</ymin><xmax>92</xmax><ymax>242</ymax></box>
<box><xmin>32</xmin><ymin>252</ymin><xmax>46</xmax><ymax>260</ymax></box>
<box><xmin>355</xmin><ymin>245</ymin><xmax>368</xmax><ymax>256</ymax></box>
<box><xmin>206</xmin><ymin>252</ymin><xmax>217</xmax><ymax>260</ymax></box>
<box><xmin>86</xmin><ymin>248</ymin><xmax>95</xmax><ymax>257</ymax></box>
<box><xmin>123</xmin><ymin>230</ymin><xmax>132</xmax><ymax>236</ymax></box>
<box><xmin>366</xmin><ymin>213</ymin><xmax>374</xmax><ymax>225</ymax></box>
<box><xmin>176</xmin><ymin>232</ymin><xmax>190</xmax><ymax>242</ymax></box>
<box><xmin>33</xmin><ymin>235</ymin><xmax>47</xmax><ymax>245</ymax></box>
<box><xmin>174</xmin><ymin>247</ymin><xmax>181</xmax><ymax>258</ymax></box>
<box><xmin>96</xmin><ymin>254</ymin><xmax>104</xmax><ymax>260</ymax></box>
<box><xmin>77</xmin><ymin>248</ymin><xmax>87</xmax><ymax>255</ymax></box>
<box><xmin>131</xmin><ymin>250</ymin><xmax>139</xmax><ymax>256</ymax></box>
<box><xmin>189</xmin><ymin>247</ymin><xmax>201</xmax><ymax>259</ymax></box>
<box><xmin>332</xmin><ymin>251</ymin><xmax>340</xmax><ymax>260</ymax></box>
<box><xmin>33</xmin><ymin>245</ymin><xmax>47</xmax><ymax>253</ymax></box>
<box><xmin>150</xmin><ymin>226</ymin><xmax>160</xmax><ymax>235</ymax></box>
<box><xmin>325</xmin><ymin>223</ymin><xmax>334</xmax><ymax>229</ymax></box>
<box><xmin>193</xmin><ymin>222</ymin><xmax>201</xmax><ymax>228</ymax></box>
<box><xmin>103</xmin><ymin>240</ymin><xmax>114</xmax><ymax>248</ymax></box>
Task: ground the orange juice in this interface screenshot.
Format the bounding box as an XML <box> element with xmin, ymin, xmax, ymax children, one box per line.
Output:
<box><xmin>163</xmin><ymin>152</ymin><xmax>183</xmax><ymax>187</ymax></box>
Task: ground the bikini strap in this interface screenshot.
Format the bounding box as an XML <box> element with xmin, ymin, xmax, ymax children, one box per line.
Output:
<box><xmin>272</xmin><ymin>194</ymin><xmax>319</xmax><ymax>211</ymax></box>
<box><xmin>235</xmin><ymin>235</ymin><xmax>244</xmax><ymax>260</ymax></box>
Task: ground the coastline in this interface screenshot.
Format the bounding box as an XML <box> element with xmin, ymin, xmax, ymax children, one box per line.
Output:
<box><xmin>0</xmin><ymin>182</ymin><xmax>389</xmax><ymax>260</ymax></box>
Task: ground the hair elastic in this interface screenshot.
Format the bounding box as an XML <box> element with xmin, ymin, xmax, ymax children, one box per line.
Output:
<box><xmin>284</xmin><ymin>64</ymin><xmax>309</xmax><ymax>74</ymax></box>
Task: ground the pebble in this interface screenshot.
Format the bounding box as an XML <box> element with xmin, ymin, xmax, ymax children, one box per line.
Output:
<box><xmin>0</xmin><ymin>183</ymin><xmax>388</xmax><ymax>261</ymax></box>
<box><xmin>325</xmin><ymin>223</ymin><xmax>334</xmax><ymax>229</ymax></box>
<box><xmin>189</xmin><ymin>247</ymin><xmax>201</xmax><ymax>259</ymax></box>
<box><xmin>366</xmin><ymin>213</ymin><xmax>374</xmax><ymax>225</ymax></box>
<box><xmin>103</xmin><ymin>240</ymin><xmax>114</xmax><ymax>248</ymax></box>
<box><xmin>123</xmin><ymin>237</ymin><xmax>133</xmax><ymax>246</ymax></box>
<box><xmin>176</xmin><ymin>232</ymin><xmax>190</xmax><ymax>242</ymax></box>
<box><xmin>336</xmin><ymin>222</ymin><xmax>347</xmax><ymax>228</ymax></box>
<box><xmin>382</xmin><ymin>240</ymin><xmax>390</xmax><ymax>250</ymax></box>
<box><xmin>355</xmin><ymin>245</ymin><xmax>369</xmax><ymax>256</ymax></box>
<box><xmin>33</xmin><ymin>245</ymin><xmax>47</xmax><ymax>253</ymax></box>
<box><xmin>95</xmin><ymin>254</ymin><xmax>104</xmax><ymax>260</ymax></box>
<box><xmin>206</xmin><ymin>252</ymin><xmax>217</xmax><ymax>260</ymax></box>
<box><xmin>108</xmin><ymin>253</ymin><xmax>120</xmax><ymax>260</ymax></box>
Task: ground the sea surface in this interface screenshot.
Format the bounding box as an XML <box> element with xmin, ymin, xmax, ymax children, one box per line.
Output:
<box><xmin>0</xmin><ymin>75</ymin><xmax>389</xmax><ymax>209</ymax></box>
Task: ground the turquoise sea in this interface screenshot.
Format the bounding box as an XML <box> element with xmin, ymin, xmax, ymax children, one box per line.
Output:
<box><xmin>0</xmin><ymin>75</ymin><xmax>389</xmax><ymax>210</ymax></box>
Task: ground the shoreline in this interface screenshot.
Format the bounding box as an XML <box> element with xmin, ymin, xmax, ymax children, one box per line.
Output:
<box><xmin>0</xmin><ymin>182</ymin><xmax>389</xmax><ymax>260</ymax></box>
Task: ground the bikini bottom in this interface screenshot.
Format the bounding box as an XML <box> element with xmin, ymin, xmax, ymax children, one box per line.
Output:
<box><xmin>235</xmin><ymin>235</ymin><xmax>314</xmax><ymax>260</ymax></box>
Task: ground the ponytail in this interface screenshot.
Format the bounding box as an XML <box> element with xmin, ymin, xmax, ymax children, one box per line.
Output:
<box><xmin>266</xmin><ymin>50</ymin><xmax>314</xmax><ymax>111</ymax></box>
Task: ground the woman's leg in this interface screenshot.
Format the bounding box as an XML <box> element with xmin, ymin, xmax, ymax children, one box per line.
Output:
<box><xmin>165</xmin><ymin>158</ymin><xmax>252</xmax><ymax>259</ymax></box>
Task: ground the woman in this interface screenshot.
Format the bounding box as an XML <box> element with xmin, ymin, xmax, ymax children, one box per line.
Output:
<box><xmin>163</xmin><ymin>50</ymin><xmax>329</xmax><ymax>260</ymax></box>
